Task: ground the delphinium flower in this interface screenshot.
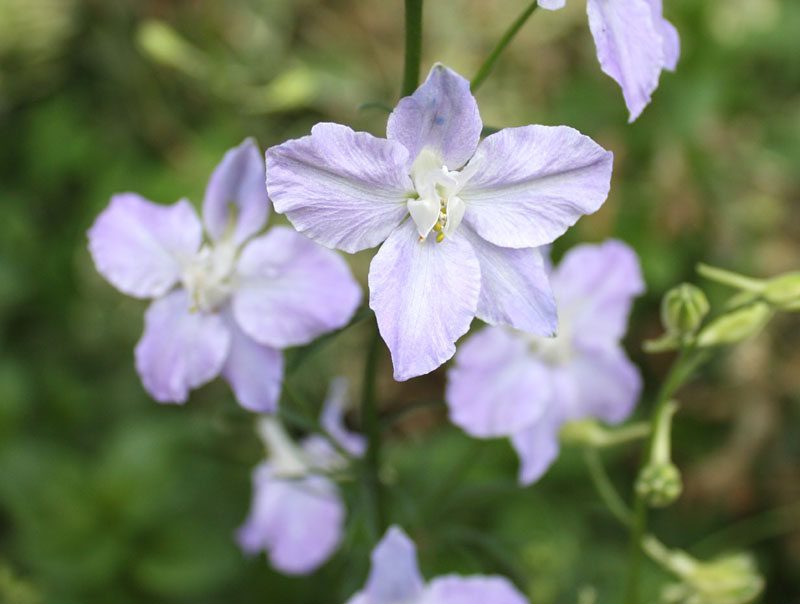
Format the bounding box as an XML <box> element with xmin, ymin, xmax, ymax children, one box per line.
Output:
<box><xmin>539</xmin><ymin>0</ymin><xmax>680</xmax><ymax>121</ymax></box>
<box><xmin>446</xmin><ymin>240</ymin><xmax>644</xmax><ymax>484</ymax></box>
<box><xmin>87</xmin><ymin>139</ymin><xmax>361</xmax><ymax>412</ymax></box>
<box><xmin>236</xmin><ymin>378</ymin><xmax>365</xmax><ymax>575</ymax></box>
<box><xmin>267</xmin><ymin>64</ymin><xmax>613</xmax><ymax>380</ymax></box>
<box><xmin>344</xmin><ymin>526</ymin><xmax>529</xmax><ymax>604</ymax></box>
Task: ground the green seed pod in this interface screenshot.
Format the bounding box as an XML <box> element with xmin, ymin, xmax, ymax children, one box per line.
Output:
<box><xmin>696</xmin><ymin>302</ymin><xmax>772</xmax><ymax>347</ymax></box>
<box><xmin>763</xmin><ymin>272</ymin><xmax>800</xmax><ymax>309</ymax></box>
<box><xmin>635</xmin><ymin>462</ymin><xmax>683</xmax><ymax>508</ymax></box>
<box><xmin>661</xmin><ymin>283</ymin><xmax>710</xmax><ymax>336</ymax></box>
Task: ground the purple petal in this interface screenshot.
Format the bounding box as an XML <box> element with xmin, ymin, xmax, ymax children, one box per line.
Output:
<box><xmin>446</xmin><ymin>327</ymin><xmax>552</xmax><ymax>438</ymax></box>
<box><xmin>387</xmin><ymin>64</ymin><xmax>482</xmax><ymax>170</ymax></box>
<box><xmin>134</xmin><ymin>289</ymin><xmax>230</xmax><ymax>403</ymax></box>
<box><xmin>221</xmin><ymin>315</ymin><xmax>284</xmax><ymax>413</ymax></box>
<box><xmin>423</xmin><ymin>575</ymin><xmax>530</xmax><ymax>604</ymax></box>
<box><xmin>462</xmin><ymin>228</ymin><xmax>557</xmax><ymax>335</ymax></box>
<box><xmin>368</xmin><ymin>221</ymin><xmax>481</xmax><ymax>381</ymax></box>
<box><xmin>551</xmin><ymin>239</ymin><xmax>644</xmax><ymax>347</ymax></box>
<box><xmin>586</xmin><ymin>0</ymin><xmax>665</xmax><ymax>121</ymax></box>
<box><xmin>511</xmin><ymin>397</ymin><xmax>567</xmax><ymax>485</ymax></box>
<box><xmin>236</xmin><ymin>465</ymin><xmax>344</xmax><ymax>575</ymax></box>
<box><xmin>320</xmin><ymin>377</ymin><xmax>366</xmax><ymax>457</ymax></box>
<box><xmin>203</xmin><ymin>138</ymin><xmax>270</xmax><ymax>246</ymax></box>
<box><xmin>538</xmin><ymin>0</ymin><xmax>566</xmax><ymax>9</ymax></box>
<box><xmin>232</xmin><ymin>226</ymin><xmax>362</xmax><ymax>348</ymax></box>
<box><xmin>460</xmin><ymin>126</ymin><xmax>613</xmax><ymax>249</ymax></box>
<box><xmin>87</xmin><ymin>193</ymin><xmax>202</xmax><ymax>298</ymax></box>
<box><xmin>646</xmin><ymin>0</ymin><xmax>680</xmax><ymax>71</ymax></box>
<box><xmin>365</xmin><ymin>527</ymin><xmax>425</xmax><ymax>604</ymax></box>
<box><xmin>266</xmin><ymin>123</ymin><xmax>412</xmax><ymax>253</ymax></box>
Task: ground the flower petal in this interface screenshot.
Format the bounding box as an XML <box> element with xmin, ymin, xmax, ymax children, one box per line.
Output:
<box><xmin>387</xmin><ymin>64</ymin><xmax>482</xmax><ymax>170</ymax></box>
<box><xmin>365</xmin><ymin>527</ymin><xmax>425</xmax><ymax>604</ymax></box>
<box><xmin>586</xmin><ymin>0</ymin><xmax>665</xmax><ymax>121</ymax></box>
<box><xmin>462</xmin><ymin>228</ymin><xmax>557</xmax><ymax>335</ymax></box>
<box><xmin>538</xmin><ymin>0</ymin><xmax>566</xmax><ymax>9</ymax></box>
<box><xmin>446</xmin><ymin>327</ymin><xmax>552</xmax><ymax>438</ymax></box>
<box><xmin>423</xmin><ymin>575</ymin><xmax>530</xmax><ymax>604</ymax></box>
<box><xmin>221</xmin><ymin>316</ymin><xmax>284</xmax><ymax>413</ymax></box>
<box><xmin>203</xmin><ymin>138</ymin><xmax>270</xmax><ymax>246</ymax></box>
<box><xmin>551</xmin><ymin>239</ymin><xmax>644</xmax><ymax>347</ymax></box>
<box><xmin>236</xmin><ymin>465</ymin><xmax>344</xmax><ymax>575</ymax></box>
<box><xmin>134</xmin><ymin>289</ymin><xmax>230</xmax><ymax>403</ymax></box>
<box><xmin>646</xmin><ymin>0</ymin><xmax>680</xmax><ymax>71</ymax></box>
<box><xmin>460</xmin><ymin>126</ymin><xmax>613</xmax><ymax>249</ymax></box>
<box><xmin>510</xmin><ymin>396</ymin><xmax>566</xmax><ymax>485</ymax></box>
<box><xmin>87</xmin><ymin>193</ymin><xmax>202</xmax><ymax>298</ymax></box>
<box><xmin>368</xmin><ymin>221</ymin><xmax>481</xmax><ymax>381</ymax></box>
<box><xmin>319</xmin><ymin>377</ymin><xmax>366</xmax><ymax>457</ymax></box>
<box><xmin>266</xmin><ymin>123</ymin><xmax>412</xmax><ymax>253</ymax></box>
<box><xmin>232</xmin><ymin>226</ymin><xmax>362</xmax><ymax>348</ymax></box>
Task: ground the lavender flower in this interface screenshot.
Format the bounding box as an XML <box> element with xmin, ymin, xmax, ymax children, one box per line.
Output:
<box><xmin>446</xmin><ymin>240</ymin><xmax>644</xmax><ymax>484</ymax></box>
<box><xmin>87</xmin><ymin>139</ymin><xmax>361</xmax><ymax>412</ymax></box>
<box><xmin>345</xmin><ymin>526</ymin><xmax>529</xmax><ymax>604</ymax></box>
<box><xmin>267</xmin><ymin>65</ymin><xmax>613</xmax><ymax>381</ymax></box>
<box><xmin>237</xmin><ymin>378</ymin><xmax>365</xmax><ymax>575</ymax></box>
<box><xmin>539</xmin><ymin>0</ymin><xmax>680</xmax><ymax>121</ymax></box>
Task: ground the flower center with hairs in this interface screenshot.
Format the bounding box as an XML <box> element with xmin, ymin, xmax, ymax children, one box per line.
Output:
<box><xmin>407</xmin><ymin>148</ymin><xmax>467</xmax><ymax>243</ymax></box>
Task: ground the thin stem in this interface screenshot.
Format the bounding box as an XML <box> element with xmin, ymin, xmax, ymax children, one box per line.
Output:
<box><xmin>691</xmin><ymin>502</ymin><xmax>800</xmax><ymax>556</ymax></box>
<box><xmin>471</xmin><ymin>1</ymin><xmax>539</xmax><ymax>92</ymax></box>
<box><xmin>697</xmin><ymin>263</ymin><xmax>765</xmax><ymax>293</ymax></box>
<box><xmin>361</xmin><ymin>321</ymin><xmax>385</xmax><ymax>543</ymax></box>
<box><xmin>584</xmin><ymin>448</ymin><xmax>633</xmax><ymax>527</ymax></box>
<box><xmin>401</xmin><ymin>0</ymin><xmax>424</xmax><ymax>97</ymax></box>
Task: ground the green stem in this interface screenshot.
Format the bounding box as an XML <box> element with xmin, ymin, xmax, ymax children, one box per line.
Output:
<box><xmin>697</xmin><ymin>263</ymin><xmax>765</xmax><ymax>293</ymax></box>
<box><xmin>471</xmin><ymin>1</ymin><xmax>539</xmax><ymax>92</ymax></box>
<box><xmin>362</xmin><ymin>322</ymin><xmax>385</xmax><ymax>543</ymax></box>
<box><xmin>584</xmin><ymin>448</ymin><xmax>633</xmax><ymax>526</ymax></box>
<box><xmin>402</xmin><ymin>0</ymin><xmax>424</xmax><ymax>97</ymax></box>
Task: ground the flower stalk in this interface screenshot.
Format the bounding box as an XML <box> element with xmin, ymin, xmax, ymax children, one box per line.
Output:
<box><xmin>402</xmin><ymin>0</ymin><xmax>424</xmax><ymax>97</ymax></box>
<box><xmin>361</xmin><ymin>321</ymin><xmax>386</xmax><ymax>543</ymax></box>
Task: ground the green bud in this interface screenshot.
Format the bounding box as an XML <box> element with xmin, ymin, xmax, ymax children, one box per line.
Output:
<box><xmin>636</xmin><ymin>462</ymin><xmax>683</xmax><ymax>507</ymax></box>
<box><xmin>696</xmin><ymin>302</ymin><xmax>772</xmax><ymax>347</ymax></box>
<box><xmin>661</xmin><ymin>283</ymin><xmax>710</xmax><ymax>336</ymax></box>
<box><xmin>763</xmin><ymin>272</ymin><xmax>800</xmax><ymax>309</ymax></box>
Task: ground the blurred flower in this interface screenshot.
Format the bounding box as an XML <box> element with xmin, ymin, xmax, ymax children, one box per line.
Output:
<box><xmin>539</xmin><ymin>0</ymin><xmax>679</xmax><ymax>121</ymax></box>
<box><xmin>446</xmin><ymin>240</ymin><xmax>644</xmax><ymax>484</ymax></box>
<box><xmin>87</xmin><ymin>139</ymin><xmax>361</xmax><ymax>411</ymax></box>
<box><xmin>344</xmin><ymin>526</ymin><xmax>529</xmax><ymax>604</ymax></box>
<box><xmin>267</xmin><ymin>64</ymin><xmax>613</xmax><ymax>381</ymax></box>
<box><xmin>237</xmin><ymin>378</ymin><xmax>365</xmax><ymax>575</ymax></box>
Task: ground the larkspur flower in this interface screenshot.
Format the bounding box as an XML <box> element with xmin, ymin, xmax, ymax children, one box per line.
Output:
<box><xmin>539</xmin><ymin>0</ymin><xmax>680</xmax><ymax>121</ymax></box>
<box><xmin>267</xmin><ymin>64</ymin><xmax>613</xmax><ymax>381</ymax></box>
<box><xmin>345</xmin><ymin>526</ymin><xmax>529</xmax><ymax>604</ymax></box>
<box><xmin>446</xmin><ymin>240</ymin><xmax>644</xmax><ymax>484</ymax></box>
<box><xmin>236</xmin><ymin>378</ymin><xmax>365</xmax><ymax>575</ymax></box>
<box><xmin>87</xmin><ymin>139</ymin><xmax>361</xmax><ymax>412</ymax></box>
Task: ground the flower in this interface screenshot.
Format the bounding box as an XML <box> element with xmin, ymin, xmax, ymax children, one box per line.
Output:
<box><xmin>267</xmin><ymin>64</ymin><xmax>613</xmax><ymax>381</ymax></box>
<box><xmin>236</xmin><ymin>378</ymin><xmax>365</xmax><ymax>575</ymax></box>
<box><xmin>539</xmin><ymin>0</ymin><xmax>680</xmax><ymax>121</ymax></box>
<box><xmin>87</xmin><ymin>139</ymin><xmax>361</xmax><ymax>411</ymax></box>
<box><xmin>446</xmin><ymin>240</ymin><xmax>644</xmax><ymax>484</ymax></box>
<box><xmin>344</xmin><ymin>526</ymin><xmax>529</xmax><ymax>604</ymax></box>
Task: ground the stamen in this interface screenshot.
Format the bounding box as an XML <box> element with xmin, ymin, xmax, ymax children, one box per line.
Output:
<box><xmin>436</xmin><ymin>232</ymin><xmax>445</xmax><ymax>243</ymax></box>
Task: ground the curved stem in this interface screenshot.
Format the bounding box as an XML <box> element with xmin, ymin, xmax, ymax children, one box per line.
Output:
<box><xmin>471</xmin><ymin>1</ymin><xmax>539</xmax><ymax>92</ymax></box>
<box><xmin>584</xmin><ymin>448</ymin><xmax>633</xmax><ymax>527</ymax></box>
<box><xmin>362</xmin><ymin>322</ymin><xmax>385</xmax><ymax>543</ymax></box>
<box><xmin>402</xmin><ymin>0</ymin><xmax>424</xmax><ymax>97</ymax></box>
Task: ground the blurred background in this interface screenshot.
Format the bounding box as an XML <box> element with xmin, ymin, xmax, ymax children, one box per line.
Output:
<box><xmin>1</xmin><ymin>0</ymin><xmax>799</xmax><ymax>602</ymax></box>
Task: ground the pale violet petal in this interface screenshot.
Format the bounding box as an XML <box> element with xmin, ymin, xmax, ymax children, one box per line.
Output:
<box><xmin>447</xmin><ymin>327</ymin><xmax>553</xmax><ymax>438</ymax></box>
<box><xmin>459</xmin><ymin>126</ymin><xmax>613</xmax><ymax>249</ymax></box>
<box><xmin>220</xmin><ymin>315</ymin><xmax>284</xmax><ymax>413</ymax></box>
<box><xmin>387</xmin><ymin>64</ymin><xmax>482</xmax><ymax>170</ymax></box>
<box><xmin>586</xmin><ymin>0</ymin><xmax>665</xmax><ymax>121</ymax></box>
<box><xmin>87</xmin><ymin>193</ymin><xmax>202</xmax><ymax>298</ymax></box>
<box><xmin>538</xmin><ymin>0</ymin><xmax>566</xmax><ymax>9</ymax></box>
<box><xmin>462</xmin><ymin>228</ymin><xmax>557</xmax><ymax>335</ymax></box>
<box><xmin>511</xmin><ymin>395</ymin><xmax>567</xmax><ymax>485</ymax></box>
<box><xmin>422</xmin><ymin>575</ymin><xmax>530</xmax><ymax>604</ymax></box>
<box><xmin>368</xmin><ymin>221</ymin><xmax>481</xmax><ymax>381</ymax></box>
<box><xmin>365</xmin><ymin>527</ymin><xmax>425</xmax><ymax>604</ymax></box>
<box><xmin>266</xmin><ymin>123</ymin><xmax>412</xmax><ymax>253</ymax></box>
<box><xmin>134</xmin><ymin>289</ymin><xmax>231</xmax><ymax>403</ymax></box>
<box><xmin>551</xmin><ymin>239</ymin><xmax>644</xmax><ymax>347</ymax></box>
<box><xmin>643</xmin><ymin>0</ymin><xmax>680</xmax><ymax>71</ymax></box>
<box><xmin>203</xmin><ymin>138</ymin><xmax>270</xmax><ymax>246</ymax></box>
<box><xmin>320</xmin><ymin>377</ymin><xmax>366</xmax><ymax>457</ymax></box>
<box><xmin>232</xmin><ymin>226</ymin><xmax>362</xmax><ymax>348</ymax></box>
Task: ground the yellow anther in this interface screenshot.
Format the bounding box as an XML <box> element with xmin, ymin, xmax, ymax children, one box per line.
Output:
<box><xmin>433</xmin><ymin>222</ymin><xmax>443</xmax><ymax>232</ymax></box>
<box><xmin>440</xmin><ymin>206</ymin><xmax>447</xmax><ymax>214</ymax></box>
<box><xmin>436</xmin><ymin>232</ymin><xmax>445</xmax><ymax>243</ymax></box>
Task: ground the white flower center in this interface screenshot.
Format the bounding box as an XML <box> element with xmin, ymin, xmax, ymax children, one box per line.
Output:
<box><xmin>520</xmin><ymin>315</ymin><xmax>574</xmax><ymax>366</ymax></box>
<box><xmin>180</xmin><ymin>239</ymin><xmax>238</xmax><ymax>312</ymax></box>
<box><xmin>257</xmin><ymin>417</ymin><xmax>310</xmax><ymax>478</ymax></box>
<box><xmin>407</xmin><ymin>148</ymin><xmax>468</xmax><ymax>243</ymax></box>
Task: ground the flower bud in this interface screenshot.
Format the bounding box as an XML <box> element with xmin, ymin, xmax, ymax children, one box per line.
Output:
<box><xmin>635</xmin><ymin>462</ymin><xmax>683</xmax><ymax>507</ymax></box>
<box><xmin>696</xmin><ymin>303</ymin><xmax>772</xmax><ymax>347</ymax></box>
<box><xmin>661</xmin><ymin>283</ymin><xmax>710</xmax><ymax>336</ymax></box>
<box><xmin>763</xmin><ymin>272</ymin><xmax>800</xmax><ymax>310</ymax></box>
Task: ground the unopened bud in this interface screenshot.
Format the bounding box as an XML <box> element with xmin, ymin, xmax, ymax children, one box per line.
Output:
<box><xmin>763</xmin><ymin>272</ymin><xmax>800</xmax><ymax>310</ymax></box>
<box><xmin>662</xmin><ymin>283</ymin><xmax>710</xmax><ymax>336</ymax></box>
<box><xmin>636</xmin><ymin>462</ymin><xmax>683</xmax><ymax>507</ymax></box>
<box><xmin>696</xmin><ymin>303</ymin><xmax>772</xmax><ymax>347</ymax></box>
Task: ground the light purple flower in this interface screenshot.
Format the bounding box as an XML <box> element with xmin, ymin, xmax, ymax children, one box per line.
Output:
<box><xmin>540</xmin><ymin>0</ymin><xmax>679</xmax><ymax>121</ymax></box>
<box><xmin>267</xmin><ymin>65</ymin><xmax>613</xmax><ymax>381</ymax></box>
<box><xmin>345</xmin><ymin>526</ymin><xmax>529</xmax><ymax>604</ymax></box>
<box><xmin>236</xmin><ymin>378</ymin><xmax>365</xmax><ymax>575</ymax></box>
<box><xmin>446</xmin><ymin>240</ymin><xmax>645</xmax><ymax>485</ymax></box>
<box><xmin>87</xmin><ymin>139</ymin><xmax>362</xmax><ymax>412</ymax></box>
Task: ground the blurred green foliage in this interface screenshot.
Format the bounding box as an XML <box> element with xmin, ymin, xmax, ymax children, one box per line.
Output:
<box><xmin>1</xmin><ymin>0</ymin><xmax>799</xmax><ymax>602</ymax></box>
